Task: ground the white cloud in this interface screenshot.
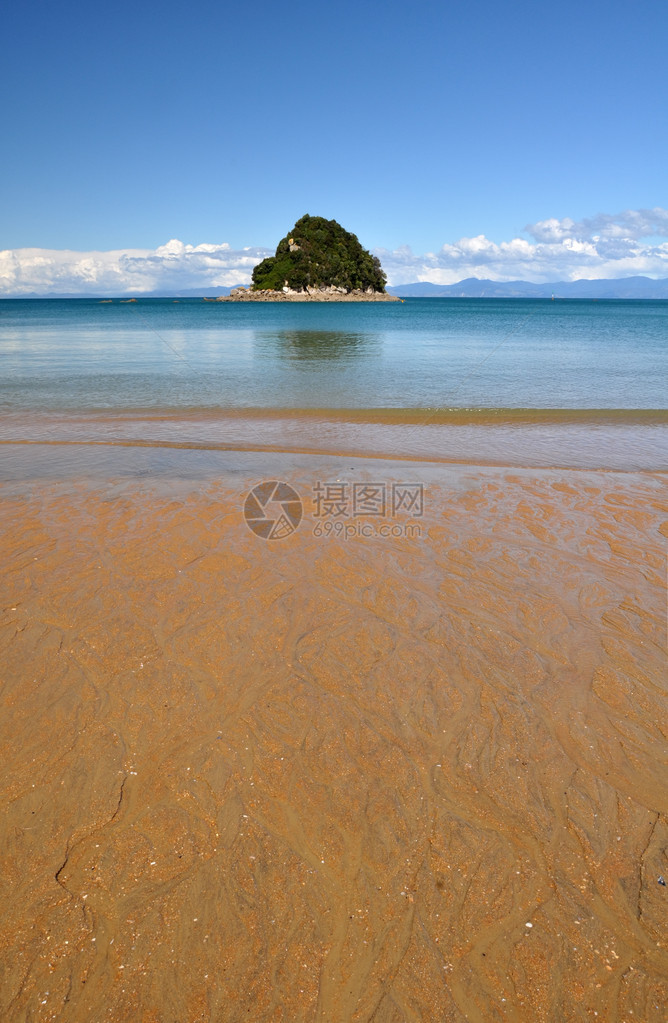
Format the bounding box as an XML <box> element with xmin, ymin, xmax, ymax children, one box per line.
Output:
<box><xmin>0</xmin><ymin>240</ymin><xmax>271</xmax><ymax>296</ymax></box>
<box><xmin>377</xmin><ymin>208</ymin><xmax>668</xmax><ymax>285</ymax></box>
<box><xmin>526</xmin><ymin>207</ymin><xmax>668</xmax><ymax>244</ymax></box>
<box><xmin>1</xmin><ymin>208</ymin><xmax>667</xmax><ymax>294</ymax></box>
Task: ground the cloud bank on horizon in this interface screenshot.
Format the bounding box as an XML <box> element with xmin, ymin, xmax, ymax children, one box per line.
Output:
<box><xmin>379</xmin><ymin>208</ymin><xmax>668</xmax><ymax>287</ymax></box>
<box><xmin>1</xmin><ymin>209</ymin><xmax>667</xmax><ymax>296</ymax></box>
<box><xmin>0</xmin><ymin>240</ymin><xmax>272</xmax><ymax>297</ymax></box>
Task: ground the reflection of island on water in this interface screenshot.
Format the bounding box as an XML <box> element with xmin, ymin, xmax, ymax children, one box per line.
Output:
<box><xmin>254</xmin><ymin>329</ymin><xmax>381</xmax><ymax>362</ymax></box>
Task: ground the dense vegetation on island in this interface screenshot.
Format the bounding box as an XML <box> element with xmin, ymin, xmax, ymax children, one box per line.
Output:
<box><xmin>251</xmin><ymin>215</ymin><xmax>387</xmax><ymax>293</ymax></box>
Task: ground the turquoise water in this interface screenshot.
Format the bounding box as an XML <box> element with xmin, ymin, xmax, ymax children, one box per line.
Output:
<box><xmin>1</xmin><ymin>297</ymin><xmax>666</xmax><ymax>412</ymax></box>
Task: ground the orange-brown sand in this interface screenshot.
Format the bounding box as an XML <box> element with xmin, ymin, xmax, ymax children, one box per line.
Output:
<box><xmin>1</xmin><ymin>462</ymin><xmax>666</xmax><ymax>1022</ymax></box>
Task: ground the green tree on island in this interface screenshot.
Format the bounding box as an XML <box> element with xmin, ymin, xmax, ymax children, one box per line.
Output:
<box><xmin>251</xmin><ymin>215</ymin><xmax>388</xmax><ymax>293</ymax></box>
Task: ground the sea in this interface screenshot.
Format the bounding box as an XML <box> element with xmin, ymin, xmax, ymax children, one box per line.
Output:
<box><xmin>1</xmin><ymin>297</ymin><xmax>667</xmax><ymax>476</ymax></box>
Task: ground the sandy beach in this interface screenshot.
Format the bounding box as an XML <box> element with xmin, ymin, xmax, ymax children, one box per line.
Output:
<box><xmin>1</xmin><ymin>441</ymin><xmax>666</xmax><ymax>1022</ymax></box>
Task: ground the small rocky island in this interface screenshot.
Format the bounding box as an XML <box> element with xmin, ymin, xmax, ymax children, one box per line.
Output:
<box><xmin>216</xmin><ymin>214</ymin><xmax>399</xmax><ymax>302</ymax></box>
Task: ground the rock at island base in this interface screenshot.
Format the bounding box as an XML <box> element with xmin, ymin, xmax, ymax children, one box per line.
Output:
<box><xmin>216</xmin><ymin>286</ymin><xmax>399</xmax><ymax>302</ymax></box>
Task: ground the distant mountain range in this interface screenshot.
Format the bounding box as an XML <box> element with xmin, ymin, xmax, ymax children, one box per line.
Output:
<box><xmin>5</xmin><ymin>276</ymin><xmax>668</xmax><ymax>300</ymax></box>
<box><xmin>388</xmin><ymin>276</ymin><xmax>668</xmax><ymax>298</ymax></box>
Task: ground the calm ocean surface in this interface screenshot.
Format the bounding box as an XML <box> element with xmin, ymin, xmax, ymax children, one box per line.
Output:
<box><xmin>1</xmin><ymin>297</ymin><xmax>667</xmax><ymax>475</ymax></box>
<box><xmin>1</xmin><ymin>297</ymin><xmax>666</xmax><ymax>412</ymax></box>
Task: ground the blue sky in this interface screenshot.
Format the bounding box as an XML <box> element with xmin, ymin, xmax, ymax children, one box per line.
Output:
<box><xmin>2</xmin><ymin>0</ymin><xmax>667</xmax><ymax>292</ymax></box>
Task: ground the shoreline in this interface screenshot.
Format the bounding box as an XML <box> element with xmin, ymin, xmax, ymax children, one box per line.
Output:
<box><xmin>4</xmin><ymin>405</ymin><xmax>668</xmax><ymax>425</ymax></box>
<box><xmin>2</xmin><ymin>409</ymin><xmax>667</xmax><ymax>474</ymax></box>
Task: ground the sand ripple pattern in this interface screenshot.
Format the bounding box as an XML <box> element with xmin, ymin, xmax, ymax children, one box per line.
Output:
<box><xmin>0</xmin><ymin>467</ymin><xmax>666</xmax><ymax>1022</ymax></box>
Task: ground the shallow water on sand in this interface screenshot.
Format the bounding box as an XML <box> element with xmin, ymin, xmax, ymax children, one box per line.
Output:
<box><xmin>2</xmin><ymin>296</ymin><xmax>667</xmax><ymax>1020</ymax></box>
<box><xmin>1</xmin><ymin>409</ymin><xmax>667</xmax><ymax>479</ymax></box>
<box><xmin>1</xmin><ymin>460</ymin><xmax>666</xmax><ymax>1022</ymax></box>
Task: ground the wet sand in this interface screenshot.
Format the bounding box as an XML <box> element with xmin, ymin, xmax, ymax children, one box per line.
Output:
<box><xmin>1</xmin><ymin>450</ymin><xmax>667</xmax><ymax>1022</ymax></box>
